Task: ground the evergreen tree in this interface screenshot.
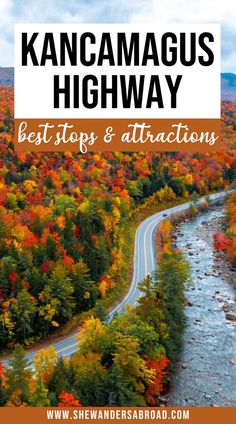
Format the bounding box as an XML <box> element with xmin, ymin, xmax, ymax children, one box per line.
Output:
<box><xmin>154</xmin><ymin>251</ymin><xmax>190</xmax><ymax>363</ymax></box>
<box><xmin>47</xmin><ymin>357</ymin><xmax>72</xmax><ymax>404</ymax></box>
<box><xmin>6</xmin><ymin>344</ymin><xmax>32</xmax><ymax>404</ymax></box>
<box><xmin>108</xmin><ymin>334</ymin><xmax>154</xmax><ymax>406</ymax></box>
<box><xmin>72</xmin><ymin>353</ymin><xmax>108</xmax><ymax>406</ymax></box>
<box><xmin>109</xmin><ymin>311</ymin><xmax>163</xmax><ymax>359</ymax></box>
<box><xmin>71</xmin><ymin>260</ymin><xmax>98</xmax><ymax>312</ymax></box>
<box><xmin>11</xmin><ymin>288</ymin><xmax>37</xmax><ymax>341</ymax></box>
<box><xmin>31</xmin><ymin>378</ymin><xmax>50</xmax><ymax>406</ymax></box>
<box><xmin>137</xmin><ymin>276</ymin><xmax>168</xmax><ymax>343</ymax></box>
<box><xmin>107</xmin><ymin>363</ymin><xmax>144</xmax><ymax>406</ymax></box>
<box><xmin>25</xmin><ymin>266</ymin><xmax>46</xmax><ymax>296</ymax></box>
<box><xmin>46</xmin><ymin>264</ymin><xmax>75</xmax><ymax>321</ymax></box>
<box><xmin>0</xmin><ymin>256</ymin><xmax>17</xmax><ymax>297</ymax></box>
<box><xmin>94</xmin><ymin>300</ymin><xmax>107</xmax><ymax>322</ymax></box>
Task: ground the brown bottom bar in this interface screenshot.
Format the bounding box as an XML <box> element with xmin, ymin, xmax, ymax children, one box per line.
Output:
<box><xmin>0</xmin><ymin>406</ymin><xmax>235</xmax><ymax>424</ymax></box>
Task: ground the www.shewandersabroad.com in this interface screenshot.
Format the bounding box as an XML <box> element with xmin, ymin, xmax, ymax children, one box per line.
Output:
<box><xmin>45</xmin><ymin>408</ymin><xmax>190</xmax><ymax>421</ymax></box>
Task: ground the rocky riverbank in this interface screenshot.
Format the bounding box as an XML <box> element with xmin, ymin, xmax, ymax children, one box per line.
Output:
<box><xmin>167</xmin><ymin>207</ymin><xmax>236</xmax><ymax>406</ymax></box>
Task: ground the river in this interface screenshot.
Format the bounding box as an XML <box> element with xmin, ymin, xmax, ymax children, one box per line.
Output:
<box><xmin>167</xmin><ymin>207</ymin><xmax>236</xmax><ymax>406</ymax></box>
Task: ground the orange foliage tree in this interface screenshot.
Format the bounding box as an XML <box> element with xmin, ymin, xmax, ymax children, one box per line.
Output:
<box><xmin>58</xmin><ymin>391</ymin><xmax>81</xmax><ymax>407</ymax></box>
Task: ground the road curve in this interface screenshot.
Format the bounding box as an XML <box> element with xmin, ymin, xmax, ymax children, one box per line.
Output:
<box><xmin>2</xmin><ymin>190</ymin><xmax>232</xmax><ymax>366</ymax></box>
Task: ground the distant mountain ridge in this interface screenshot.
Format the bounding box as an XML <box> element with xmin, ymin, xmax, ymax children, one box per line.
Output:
<box><xmin>0</xmin><ymin>67</ymin><xmax>236</xmax><ymax>100</ymax></box>
<box><xmin>221</xmin><ymin>73</ymin><xmax>236</xmax><ymax>101</ymax></box>
<box><xmin>0</xmin><ymin>67</ymin><xmax>14</xmax><ymax>86</ymax></box>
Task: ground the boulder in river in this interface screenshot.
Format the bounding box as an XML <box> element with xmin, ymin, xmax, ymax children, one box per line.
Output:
<box><xmin>205</xmin><ymin>394</ymin><xmax>211</xmax><ymax>400</ymax></box>
<box><xmin>221</xmin><ymin>303</ymin><xmax>232</xmax><ymax>313</ymax></box>
<box><xmin>181</xmin><ymin>363</ymin><xmax>188</xmax><ymax>369</ymax></box>
<box><xmin>157</xmin><ymin>396</ymin><xmax>168</xmax><ymax>406</ymax></box>
<box><xmin>226</xmin><ymin>313</ymin><xmax>236</xmax><ymax>322</ymax></box>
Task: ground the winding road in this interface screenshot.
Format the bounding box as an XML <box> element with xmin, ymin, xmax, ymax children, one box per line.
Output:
<box><xmin>1</xmin><ymin>190</ymin><xmax>232</xmax><ymax>367</ymax></box>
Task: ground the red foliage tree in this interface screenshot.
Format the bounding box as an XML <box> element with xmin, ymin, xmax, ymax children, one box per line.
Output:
<box><xmin>213</xmin><ymin>232</ymin><xmax>231</xmax><ymax>251</ymax></box>
<box><xmin>58</xmin><ymin>391</ymin><xmax>81</xmax><ymax>407</ymax></box>
<box><xmin>0</xmin><ymin>362</ymin><xmax>4</xmax><ymax>377</ymax></box>
<box><xmin>145</xmin><ymin>356</ymin><xmax>169</xmax><ymax>405</ymax></box>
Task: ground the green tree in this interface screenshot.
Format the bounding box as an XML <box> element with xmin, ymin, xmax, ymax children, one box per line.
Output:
<box><xmin>108</xmin><ymin>334</ymin><xmax>154</xmax><ymax>406</ymax></box>
<box><xmin>31</xmin><ymin>378</ymin><xmax>50</xmax><ymax>406</ymax></box>
<box><xmin>38</xmin><ymin>285</ymin><xmax>60</xmax><ymax>334</ymax></box>
<box><xmin>17</xmin><ymin>249</ymin><xmax>32</xmax><ymax>273</ymax></box>
<box><xmin>34</xmin><ymin>346</ymin><xmax>58</xmax><ymax>382</ymax></box>
<box><xmin>0</xmin><ymin>256</ymin><xmax>17</xmax><ymax>297</ymax></box>
<box><xmin>71</xmin><ymin>260</ymin><xmax>98</xmax><ymax>312</ymax></box>
<box><xmin>5</xmin><ymin>193</ymin><xmax>18</xmax><ymax>211</ymax></box>
<box><xmin>154</xmin><ymin>251</ymin><xmax>190</xmax><ymax>363</ymax></box>
<box><xmin>11</xmin><ymin>288</ymin><xmax>37</xmax><ymax>341</ymax></box>
<box><xmin>0</xmin><ymin>304</ymin><xmax>15</xmax><ymax>346</ymax></box>
<box><xmin>109</xmin><ymin>311</ymin><xmax>164</xmax><ymax>359</ymax></box>
<box><xmin>71</xmin><ymin>353</ymin><xmax>108</xmax><ymax>406</ymax></box>
<box><xmin>26</xmin><ymin>266</ymin><xmax>46</xmax><ymax>296</ymax></box>
<box><xmin>6</xmin><ymin>345</ymin><xmax>32</xmax><ymax>404</ymax></box>
<box><xmin>94</xmin><ymin>300</ymin><xmax>107</xmax><ymax>322</ymax></box>
<box><xmin>78</xmin><ymin>317</ymin><xmax>111</xmax><ymax>357</ymax></box>
<box><xmin>136</xmin><ymin>276</ymin><xmax>168</xmax><ymax>344</ymax></box>
<box><xmin>45</xmin><ymin>236</ymin><xmax>58</xmax><ymax>260</ymax></box>
<box><xmin>53</xmin><ymin>195</ymin><xmax>77</xmax><ymax>215</ymax></box>
<box><xmin>169</xmin><ymin>177</ymin><xmax>186</xmax><ymax>197</ymax></box>
<box><xmin>47</xmin><ymin>357</ymin><xmax>72</xmax><ymax>405</ymax></box>
<box><xmin>75</xmin><ymin>203</ymin><xmax>111</xmax><ymax>280</ymax></box>
<box><xmin>107</xmin><ymin>363</ymin><xmax>144</xmax><ymax>406</ymax></box>
<box><xmin>47</xmin><ymin>264</ymin><xmax>75</xmax><ymax>321</ymax></box>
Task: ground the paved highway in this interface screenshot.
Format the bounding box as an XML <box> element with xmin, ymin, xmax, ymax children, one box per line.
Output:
<box><xmin>2</xmin><ymin>190</ymin><xmax>232</xmax><ymax>367</ymax></box>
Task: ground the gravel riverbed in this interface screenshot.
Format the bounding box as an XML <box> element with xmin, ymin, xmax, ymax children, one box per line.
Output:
<box><xmin>167</xmin><ymin>208</ymin><xmax>236</xmax><ymax>406</ymax></box>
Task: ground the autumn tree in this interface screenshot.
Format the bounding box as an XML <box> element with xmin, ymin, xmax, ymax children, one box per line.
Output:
<box><xmin>108</xmin><ymin>311</ymin><xmax>164</xmax><ymax>360</ymax></box>
<box><xmin>6</xmin><ymin>344</ymin><xmax>32</xmax><ymax>404</ymax></box>
<box><xmin>78</xmin><ymin>317</ymin><xmax>108</xmax><ymax>355</ymax></box>
<box><xmin>154</xmin><ymin>251</ymin><xmax>190</xmax><ymax>363</ymax></box>
<box><xmin>145</xmin><ymin>356</ymin><xmax>169</xmax><ymax>405</ymax></box>
<box><xmin>38</xmin><ymin>286</ymin><xmax>60</xmax><ymax>334</ymax></box>
<box><xmin>70</xmin><ymin>353</ymin><xmax>108</xmax><ymax>406</ymax></box>
<box><xmin>136</xmin><ymin>276</ymin><xmax>168</xmax><ymax>344</ymax></box>
<box><xmin>47</xmin><ymin>357</ymin><xmax>72</xmax><ymax>405</ymax></box>
<box><xmin>0</xmin><ymin>362</ymin><xmax>7</xmax><ymax>406</ymax></box>
<box><xmin>34</xmin><ymin>346</ymin><xmax>58</xmax><ymax>383</ymax></box>
<box><xmin>31</xmin><ymin>377</ymin><xmax>50</xmax><ymax>406</ymax></box>
<box><xmin>58</xmin><ymin>391</ymin><xmax>81</xmax><ymax>407</ymax></box>
<box><xmin>108</xmin><ymin>334</ymin><xmax>155</xmax><ymax>406</ymax></box>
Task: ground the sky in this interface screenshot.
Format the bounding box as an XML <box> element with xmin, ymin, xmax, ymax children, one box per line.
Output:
<box><xmin>0</xmin><ymin>0</ymin><xmax>235</xmax><ymax>71</ymax></box>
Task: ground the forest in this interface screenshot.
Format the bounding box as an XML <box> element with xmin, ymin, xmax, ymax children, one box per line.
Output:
<box><xmin>214</xmin><ymin>190</ymin><xmax>236</xmax><ymax>263</ymax></box>
<box><xmin>0</xmin><ymin>86</ymin><xmax>236</xmax><ymax>406</ymax></box>
<box><xmin>0</xmin><ymin>247</ymin><xmax>189</xmax><ymax>407</ymax></box>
